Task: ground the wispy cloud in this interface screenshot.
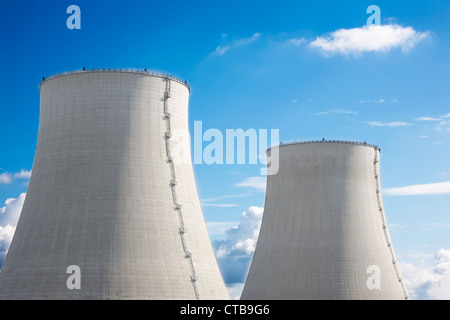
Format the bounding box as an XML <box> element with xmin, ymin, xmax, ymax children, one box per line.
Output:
<box><xmin>312</xmin><ymin>108</ymin><xmax>358</xmax><ymax>116</ymax></box>
<box><xmin>414</xmin><ymin>113</ymin><xmax>450</xmax><ymax>133</ymax></box>
<box><xmin>213</xmin><ymin>46</ymin><xmax>230</xmax><ymax>56</ymax></box>
<box><xmin>359</xmin><ymin>98</ymin><xmax>397</xmax><ymax>104</ymax></box>
<box><xmin>201</xmin><ymin>194</ymin><xmax>250</xmax><ymax>208</ymax></box>
<box><xmin>287</xmin><ymin>37</ymin><xmax>307</xmax><ymax>46</ymax></box>
<box><xmin>235</xmin><ymin>176</ymin><xmax>266</xmax><ymax>192</ymax></box>
<box><xmin>310</xmin><ymin>24</ymin><xmax>430</xmax><ymax>57</ymax></box>
<box><xmin>368</xmin><ymin>121</ymin><xmax>413</xmax><ymax>127</ymax></box>
<box><xmin>415</xmin><ymin>116</ymin><xmax>442</xmax><ymax>121</ymax></box>
<box><xmin>201</xmin><ymin>203</ymin><xmax>239</xmax><ymax>208</ymax></box>
<box><xmin>425</xmin><ymin>223</ymin><xmax>450</xmax><ymax>230</ymax></box>
<box><xmin>212</xmin><ymin>33</ymin><xmax>262</xmax><ymax>56</ymax></box>
<box><xmin>384</xmin><ymin>181</ymin><xmax>450</xmax><ymax>196</ymax></box>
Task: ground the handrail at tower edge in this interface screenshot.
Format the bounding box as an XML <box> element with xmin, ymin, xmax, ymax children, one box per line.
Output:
<box><xmin>267</xmin><ymin>140</ymin><xmax>381</xmax><ymax>153</ymax></box>
<box><xmin>39</xmin><ymin>68</ymin><xmax>190</xmax><ymax>92</ymax></box>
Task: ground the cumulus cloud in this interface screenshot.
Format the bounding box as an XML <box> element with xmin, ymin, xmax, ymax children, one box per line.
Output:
<box><xmin>0</xmin><ymin>172</ymin><xmax>12</xmax><ymax>184</ymax></box>
<box><xmin>310</xmin><ymin>24</ymin><xmax>429</xmax><ymax>57</ymax></box>
<box><xmin>400</xmin><ymin>249</ymin><xmax>450</xmax><ymax>300</ymax></box>
<box><xmin>235</xmin><ymin>177</ymin><xmax>266</xmax><ymax>192</ymax></box>
<box><xmin>13</xmin><ymin>169</ymin><xmax>32</xmax><ymax>179</ymax></box>
<box><xmin>0</xmin><ymin>170</ymin><xmax>31</xmax><ymax>184</ymax></box>
<box><xmin>0</xmin><ymin>193</ymin><xmax>26</xmax><ymax>267</ymax></box>
<box><xmin>212</xmin><ymin>206</ymin><xmax>264</xmax><ymax>288</ymax></box>
<box><xmin>384</xmin><ymin>181</ymin><xmax>450</xmax><ymax>196</ymax></box>
<box><xmin>0</xmin><ymin>225</ymin><xmax>16</xmax><ymax>266</ymax></box>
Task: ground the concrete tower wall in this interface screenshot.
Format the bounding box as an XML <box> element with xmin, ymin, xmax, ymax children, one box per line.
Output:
<box><xmin>0</xmin><ymin>70</ymin><xmax>229</xmax><ymax>300</ymax></box>
<box><xmin>241</xmin><ymin>141</ymin><xmax>409</xmax><ymax>300</ymax></box>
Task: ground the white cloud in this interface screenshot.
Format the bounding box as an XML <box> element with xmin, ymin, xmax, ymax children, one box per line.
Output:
<box><xmin>436</xmin><ymin>125</ymin><xmax>450</xmax><ymax>133</ymax></box>
<box><xmin>201</xmin><ymin>194</ymin><xmax>249</xmax><ymax>208</ymax></box>
<box><xmin>212</xmin><ymin>206</ymin><xmax>264</xmax><ymax>287</ymax></box>
<box><xmin>201</xmin><ymin>203</ymin><xmax>238</xmax><ymax>208</ymax></box>
<box><xmin>0</xmin><ymin>193</ymin><xmax>26</xmax><ymax>267</ymax></box>
<box><xmin>425</xmin><ymin>223</ymin><xmax>450</xmax><ymax>230</ymax></box>
<box><xmin>400</xmin><ymin>249</ymin><xmax>450</xmax><ymax>300</ymax></box>
<box><xmin>226</xmin><ymin>283</ymin><xmax>245</xmax><ymax>300</ymax></box>
<box><xmin>0</xmin><ymin>172</ymin><xmax>12</xmax><ymax>184</ymax></box>
<box><xmin>0</xmin><ymin>225</ymin><xmax>16</xmax><ymax>264</ymax></box>
<box><xmin>0</xmin><ymin>193</ymin><xmax>25</xmax><ymax>230</ymax></box>
<box><xmin>288</xmin><ymin>38</ymin><xmax>307</xmax><ymax>46</ymax></box>
<box><xmin>212</xmin><ymin>33</ymin><xmax>261</xmax><ymax>56</ymax></box>
<box><xmin>378</xmin><ymin>98</ymin><xmax>385</xmax><ymax>103</ymax></box>
<box><xmin>235</xmin><ymin>176</ymin><xmax>266</xmax><ymax>192</ymax></box>
<box><xmin>206</xmin><ymin>221</ymin><xmax>239</xmax><ymax>239</ymax></box>
<box><xmin>313</xmin><ymin>108</ymin><xmax>358</xmax><ymax>116</ymax></box>
<box><xmin>14</xmin><ymin>169</ymin><xmax>32</xmax><ymax>179</ymax></box>
<box><xmin>0</xmin><ymin>170</ymin><xmax>31</xmax><ymax>184</ymax></box>
<box><xmin>310</xmin><ymin>24</ymin><xmax>429</xmax><ymax>57</ymax></box>
<box><xmin>415</xmin><ymin>116</ymin><xmax>442</xmax><ymax>121</ymax></box>
<box><xmin>413</xmin><ymin>114</ymin><xmax>450</xmax><ymax>133</ymax></box>
<box><xmin>214</xmin><ymin>45</ymin><xmax>230</xmax><ymax>56</ymax></box>
<box><xmin>368</xmin><ymin>121</ymin><xmax>413</xmax><ymax>127</ymax></box>
<box><xmin>384</xmin><ymin>181</ymin><xmax>450</xmax><ymax>196</ymax></box>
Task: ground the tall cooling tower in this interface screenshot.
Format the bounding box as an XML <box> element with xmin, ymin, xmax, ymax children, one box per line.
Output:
<box><xmin>0</xmin><ymin>69</ymin><xmax>229</xmax><ymax>300</ymax></box>
<box><xmin>241</xmin><ymin>141</ymin><xmax>409</xmax><ymax>300</ymax></box>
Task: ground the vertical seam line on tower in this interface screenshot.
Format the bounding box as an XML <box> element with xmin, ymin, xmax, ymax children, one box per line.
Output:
<box><xmin>162</xmin><ymin>77</ymin><xmax>200</xmax><ymax>300</ymax></box>
<box><xmin>373</xmin><ymin>149</ymin><xmax>410</xmax><ymax>300</ymax></box>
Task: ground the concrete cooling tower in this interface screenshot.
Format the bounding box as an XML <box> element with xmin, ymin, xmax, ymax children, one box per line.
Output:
<box><xmin>241</xmin><ymin>141</ymin><xmax>409</xmax><ymax>300</ymax></box>
<box><xmin>0</xmin><ymin>69</ymin><xmax>229</xmax><ymax>300</ymax></box>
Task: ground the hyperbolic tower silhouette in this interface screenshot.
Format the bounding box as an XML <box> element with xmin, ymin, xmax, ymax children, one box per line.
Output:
<box><xmin>0</xmin><ymin>69</ymin><xmax>229</xmax><ymax>300</ymax></box>
<box><xmin>241</xmin><ymin>141</ymin><xmax>409</xmax><ymax>300</ymax></box>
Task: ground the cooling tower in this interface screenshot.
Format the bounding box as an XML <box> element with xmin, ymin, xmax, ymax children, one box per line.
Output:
<box><xmin>0</xmin><ymin>69</ymin><xmax>229</xmax><ymax>300</ymax></box>
<box><xmin>241</xmin><ymin>141</ymin><xmax>409</xmax><ymax>300</ymax></box>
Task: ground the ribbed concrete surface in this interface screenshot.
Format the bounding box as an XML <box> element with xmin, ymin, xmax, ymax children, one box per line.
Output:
<box><xmin>241</xmin><ymin>142</ymin><xmax>409</xmax><ymax>300</ymax></box>
<box><xmin>0</xmin><ymin>70</ymin><xmax>229</xmax><ymax>300</ymax></box>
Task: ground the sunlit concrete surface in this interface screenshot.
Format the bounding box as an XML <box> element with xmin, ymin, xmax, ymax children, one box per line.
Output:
<box><xmin>0</xmin><ymin>69</ymin><xmax>229</xmax><ymax>300</ymax></box>
<box><xmin>241</xmin><ymin>141</ymin><xmax>409</xmax><ymax>300</ymax></box>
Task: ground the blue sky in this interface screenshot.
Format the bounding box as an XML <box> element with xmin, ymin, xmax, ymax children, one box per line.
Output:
<box><xmin>0</xmin><ymin>0</ymin><xmax>449</xmax><ymax>299</ymax></box>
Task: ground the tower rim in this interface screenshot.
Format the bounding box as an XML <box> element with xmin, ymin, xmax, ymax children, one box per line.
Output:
<box><xmin>267</xmin><ymin>139</ymin><xmax>381</xmax><ymax>152</ymax></box>
<box><xmin>39</xmin><ymin>68</ymin><xmax>190</xmax><ymax>91</ymax></box>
